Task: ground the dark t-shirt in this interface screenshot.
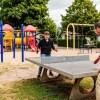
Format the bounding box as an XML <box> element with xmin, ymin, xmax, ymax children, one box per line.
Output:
<box><xmin>38</xmin><ymin>39</ymin><xmax>55</xmax><ymax>54</ymax></box>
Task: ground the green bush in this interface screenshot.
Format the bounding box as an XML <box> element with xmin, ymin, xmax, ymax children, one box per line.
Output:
<box><xmin>58</xmin><ymin>39</ymin><xmax>87</xmax><ymax>48</ymax></box>
<box><xmin>57</xmin><ymin>39</ymin><xmax>67</xmax><ymax>47</ymax></box>
<box><xmin>97</xmin><ymin>41</ymin><xmax>100</xmax><ymax>48</ymax></box>
<box><xmin>51</xmin><ymin>38</ymin><xmax>57</xmax><ymax>44</ymax></box>
<box><xmin>69</xmin><ymin>39</ymin><xmax>87</xmax><ymax>48</ymax></box>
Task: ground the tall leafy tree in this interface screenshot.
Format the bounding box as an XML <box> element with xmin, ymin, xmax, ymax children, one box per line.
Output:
<box><xmin>1</xmin><ymin>0</ymin><xmax>49</xmax><ymax>26</ymax></box>
<box><xmin>61</xmin><ymin>0</ymin><xmax>100</xmax><ymax>35</ymax></box>
<box><xmin>0</xmin><ymin>0</ymin><xmax>57</xmax><ymax>37</ymax></box>
<box><xmin>42</xmin><ymin>18</ymin><xmax>57</xmax><ymax>37</ymax></box>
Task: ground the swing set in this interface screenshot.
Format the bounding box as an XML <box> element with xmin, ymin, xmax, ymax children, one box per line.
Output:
<box><xmin>66</xmin><ymin>23</ymin><xmax>94</xmax><ymax>55</ymax></box>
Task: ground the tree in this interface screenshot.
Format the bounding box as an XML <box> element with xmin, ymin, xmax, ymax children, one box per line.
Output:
<box><xmin>1</xmin><ymin>0</ymin><xmax>49</xmax><ymax>26</ymax></box>
<box><xmin>42</xmin><ymin>18</ymin><xmax>57</xmax><ymax>38</ymax></box>
<box><xmin>0</xmin><ymin>0</ymin><xmax>57</xmax><ymax>37</ymax></box>
<box><xmin>61</xmin><ymin>0</ymin><xmax>100</xmax><ymax>35</ymax></box>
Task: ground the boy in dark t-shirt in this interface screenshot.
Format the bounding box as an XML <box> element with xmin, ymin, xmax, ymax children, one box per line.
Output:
<box><xmin>37</xmin><ymin>31</ymin><xmax>57</xmax><ymax>78</ymax></box>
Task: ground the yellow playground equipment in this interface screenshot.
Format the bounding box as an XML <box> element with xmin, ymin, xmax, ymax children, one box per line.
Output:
<box><xmin>16</xmin><ymin>37</ymin><xmax>26</xmax><ymax>45</ymax></box>
<box><xmin>3</xmin><ymin>31</ymin><xmax>27</xmax><ymax>51</ymax></box>
<box><xmin>4</xmin><ymin>31</ymin><xmax>14</xmax><ymax>51</ymax></box>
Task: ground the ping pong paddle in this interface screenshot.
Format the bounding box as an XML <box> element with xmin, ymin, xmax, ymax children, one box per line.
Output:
<box><xmin>94</xmin><ymin>56</ymin><xmax>100</xmax><ymax>64</ymax></box>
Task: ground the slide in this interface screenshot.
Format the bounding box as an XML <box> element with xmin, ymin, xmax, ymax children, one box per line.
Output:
<box><xmin>28</xmin><ymin>36</ymin><xmax>37</xmax><ymax>52</ymax></box>
<box><xmin>15</xmin><ymin>36</ymin><xmax>37</xmax><ymax>52</ymax></box>
<box><xmin>30</xmin><ymin>44</ymin><xmax>37</xmax><ymax>52</ymax></box>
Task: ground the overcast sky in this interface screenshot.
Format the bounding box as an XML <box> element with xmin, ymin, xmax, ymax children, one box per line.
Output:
<box><xmin>47</xmin><ymin>0</ymin><xmax>100</xmax><ymax>27</ymax></box>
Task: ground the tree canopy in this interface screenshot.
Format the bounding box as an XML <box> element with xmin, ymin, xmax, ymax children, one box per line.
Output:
<box><xmin>42</xmin><ymin>18</ymin><xmax>57</xmax><ymax>38</ymax></box>
<box><xmin>0</xmin><ymin>0</ymin><xmax>57</xmax><ymax>37</ymax></box>
<box><xmin>61</xmin><ymin>0</ymin><xmax>100</xmax><ymax>35</ymax></box>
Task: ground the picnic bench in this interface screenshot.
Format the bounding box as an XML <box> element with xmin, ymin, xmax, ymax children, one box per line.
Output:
<box><xmin>80</xmin><ymin>44</ymin><xmax>96</xmax><ymax>53</ymax></box>
<box><xmin>25</xmin><ymin>55</ymin><xmax>100</xmax><ymax>100</ymax></box>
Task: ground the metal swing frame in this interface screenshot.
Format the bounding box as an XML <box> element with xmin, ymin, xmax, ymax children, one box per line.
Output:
<box><xmin>66</xmin><ymin>23</ymin><xmax>94</xmax><ymax>55</ymax></box>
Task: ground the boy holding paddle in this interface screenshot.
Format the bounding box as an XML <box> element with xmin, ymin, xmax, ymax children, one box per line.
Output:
<box><xmin>94</xmin><ymin>22</ymin><xmax>100</xmax><ymax>100</ymax></box>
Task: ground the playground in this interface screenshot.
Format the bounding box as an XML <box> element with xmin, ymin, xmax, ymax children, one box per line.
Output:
<box><xmin>0</xmin><ymin>22</ymin><xmax>100</xmax><ymax>100</ymax></box>
<box><xmin>0</xmin><ymin>0</ymin><xmax>100</xmax><ymax>100</ymax></box>
<box><xmin>0</xmin><ymin>23</ymin><xmax>100</xmax><ymax>100</ymax></box>
<box><xmin>0</xmin><ymin>23</ymin><xmax>38</xmax><ymax>62</ymax></box>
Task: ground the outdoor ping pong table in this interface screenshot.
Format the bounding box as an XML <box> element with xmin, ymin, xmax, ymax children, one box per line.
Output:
<box><xmin>25</xmin><ymin>55</ymin><xmax>100</xmax><ymax>100</ymax></box>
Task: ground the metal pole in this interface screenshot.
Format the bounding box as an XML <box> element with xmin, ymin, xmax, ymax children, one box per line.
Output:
<box><xmin>0</xmin><ymin>23</ymin><xmax>3</xmax><ymax>62</ymax></box>
<box><xmin>26</xmin><ymin>32</ymin><xmax>28</xmax><ymax>51</ymax></box>
<box><xmin>66</xmin><ymin>24</ymin><xmax>76</xmax><ymax>55</ymax></box>
<box><xmin>82</xmin><ymin>26</ymin><xmax>84</xmax><ymax>47</ymax></box>
<box><xmin>72</xmin><ymin>24</ymin><xmax>76</xmax><ymax>54</ymax></box>
<box><xmin>13</xmin><ymin>27</ymin><xmax>16</xmax><ymax>58</ymax></box>
<box><xmin>66</xmin><ymin>25</ymin><xmax>69</xmax><ymax>55</ymax></box>
<box><xmin>35</xmin><ymin>31</ymin><xmax>37</xmax><ymax>46</ymax></box>
<box><xmin>70</xmin><ymin>23</ymin><xmax>94</xmax><ymax>26</ymax></box>
<box><xmin>21</xmin><ymin>24</ymin><xmax>24</xmax><ymax>62</ymax></box>
<box><xmin>66</xmin><ymin>23</ymin><xmax>94</xmax><ymax>55</ymax></box>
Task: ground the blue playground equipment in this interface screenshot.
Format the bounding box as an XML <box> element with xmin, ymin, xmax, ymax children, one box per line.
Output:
<box><xmin>12</xmin><ymin>24</ymin><xmax>25</xmax><ymax>62</ymax></box>
<box><xmin>0</xmin><ymin>44</ymin><xmax>1</xmax><ymax>54</ymax></box>
<box><xmin>0</xmin><ymin>22</ymin><xmax>25</xmax><ymax>63</ymax></box>
<box><xmin>13</xmin><ymin>27</ymin><xmax>16</xmax><ymax>58</ymax></box>
<box><xmin>0</xmin><ymin>22</ymin><xmax>37</xmax><ymax>63</ymax></box>
<box><xmin>21</xmin><ymin>24</ymin><xmax>24</xmax><ymax>62</ymax></box>
<box><xmin>0</xmin><ymin>23</ymin><xmax>3</xmax><ymax>63</ymax></box>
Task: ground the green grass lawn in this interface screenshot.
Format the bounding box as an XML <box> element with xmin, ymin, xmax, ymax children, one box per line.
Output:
<box><xmin>12</xmin><ymin>79</ymin><xmax>68</xmax><ymax>100</ymax></box>
<box><xmin>80</xmin><ymin>77</ymin><xmax>94</xmax><ymax>88</ymax></box>
<box><xmin>0</xmin><ymin>77</ymin><xmax>95</xmax><ymax>100</ymax></box>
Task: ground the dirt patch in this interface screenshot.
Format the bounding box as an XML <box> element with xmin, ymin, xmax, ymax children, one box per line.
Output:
<box><xmin>0</xmin><ymin>67</ymin><xmax>38</xmax><ymax>85</ymax></box>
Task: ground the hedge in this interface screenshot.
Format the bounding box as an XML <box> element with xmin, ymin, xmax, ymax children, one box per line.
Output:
<box><xmin>97</xmin><ymin>41</ymin><xmax>100</xmax><ymax>48</ymax></box>
<box><xmin>57</xmin><ymin>39</ymin><xmax>87</xmax><ymax>48</ymax></box>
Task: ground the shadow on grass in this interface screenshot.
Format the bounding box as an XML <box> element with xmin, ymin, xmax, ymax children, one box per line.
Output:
<box><xmin>12</xmin><ymin>78</ymin><xmax>73</xmax><ymax>100</ymax></box>
<box><xmin>0</xmin><ymin>77</ymin><xmax>96</xmax><ymax>100</ymax></box>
